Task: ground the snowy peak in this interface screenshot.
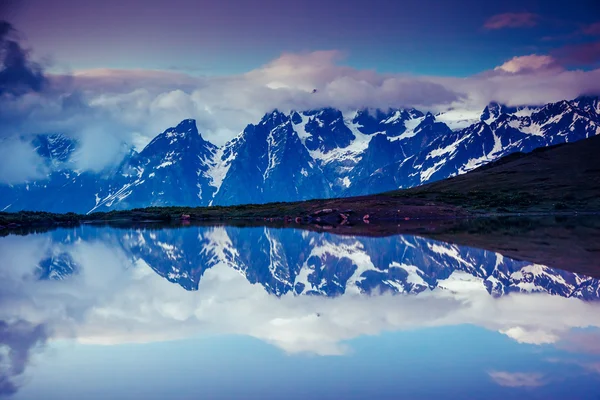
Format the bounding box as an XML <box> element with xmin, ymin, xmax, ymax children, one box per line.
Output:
<box><xmin>33</xmin><ymin>133</ymin><xmax>77</xmax><ymax>165</ymax></box>
<box><xmin>480</xmin><ymin>102</ymin><xmax>518</xmax><ymax>124</ymax></box>
<box><xmin>480</xmin><ymin>102</ymin><xmax>543</xmax><ymax>125</ymax></box>
<box><xmin>352</xmin><ymin>108</ymin><xmax>425</xmax><ymax>137</ymax></box>
<box><xmin>572</xmin><ymin>95</ymin><xmax>600</xmax><ymax>117</ymax></box>
<box><xmin>175</xmin><ymin>118</ymin><xmax>200</xmax><ymax>132</ymax></box>
<box><xmin>303</xmin><ymin>108</ymin><xmax>355</xmax><ymax>153</ymax></box>
<box><xmin>143</xmin><ymin>119</ymin><xmax>212</xmax><ymax>153</ymax></box>
<box><xmin>87</xmin><ymin>118</ymin><xmax>219</xmax><ymax>212</ymax></box>
<box><xmin>212</xmin><ymin>110</ymin><xmax>331</xmax><ymax>205</ymax></box>
<box><xmin>2</xmin><ymin>96</ymin><xmax>600</xmax><ymax>213</ymax></box>
<box><xmin>137</xmin><ymin>119</ymin><xmax>217</xmax><ymax>172</ymax></box>
<box><xmin>411</xmin><ymin>112</ymin><xmax>451</xmax><ymax>137</ymax></box>
<box><xmin>259</xmin><ymin>109</ymin><xmax>289</xmax><ymax>130</ymax></box>
<box><xmin>37</xmin><ymin>251</ymin><xmax>79</xmax><ymax>281</ymax></box>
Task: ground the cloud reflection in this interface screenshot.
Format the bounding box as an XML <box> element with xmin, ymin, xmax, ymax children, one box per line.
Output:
<box><xmin>0</xmin><ymin>226</ymin><xmax>598</xmax><ymax>359</ymax></box>
<box><xmin>488</xmin><ymin>371</ymin><xmax>546</xmax><ymax>387</ymax></box>
<box><xmin>0</xmin><ymin>225</ymin><xmax>598</xmax><ymax>396</ymax></box>
<box><xmin>0</xmin><ymin>320</ymin><xmax>48</xmax><ymax>396</ymax></box>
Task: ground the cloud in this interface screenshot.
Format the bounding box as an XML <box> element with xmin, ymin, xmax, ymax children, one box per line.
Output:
<box><xmin>0</xmin><ymin>21</ymin><xmax>45</xmax><ymax>96</ymax></box>
<box><xmin>70</xmin><ymin>68</ymin><xmax>202</xmax><ymax>94</ymax></box>
<box><xmin>0</xmin><ymin>48</ymin><xmax>462</xmax><ymax>182</ymax></box>
<box><xmin>500</xmin><ymin>326</ymin><xmax>559</xmax><ymax>345</ymax></box>
<box><xmin>1</xmin><ymin>21</ymin><xmax>600</xmax><ymax>183</ymax></box>
<box><xmin>0</xmin><ymin>320</ymin><xmax>48</xmax><ymax>397</ymax></box>
<box><xmin>553</xmin><ymin>41</ymin><xmax>600</xmax><ymax>67</ymax></box>
<box><xmin>488</xmin><ymin>371</ymin><xmax>546</xmax><ymax>387</ymax></box>
<box><xmin>557</xmin><ymin>330</ymin><xmax>600</xmax><ymax>354</ymax></box>
<box><xmin>0</xmin><ymin>51</ymin><xmax>599</xmax><ymax>183</ymax></box>
<box><xmin>483</xmin><ymin>13</ymin><xmax>539</xmax><ymax>30</ymax></box>
<box><xmin>545</xmin><ymin>357</ymin><xmax>600</xmax><ymax>376</ymax></box>
<box><xmin>582</xmin><ymin>22</ymin><xmax>600</xmax><ymax>36</ymax></box>
<box><xmin>494</xmin><ymin>54</ymin><xmax>559</xmax><ymax>73</ymax></box>
<box><xmin>0</xmin><ymin>137</ymin><xmax>48</xmax><ymax>183</ymax></box>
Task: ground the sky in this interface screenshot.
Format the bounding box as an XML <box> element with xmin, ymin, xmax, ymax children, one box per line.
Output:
<box><xmin>5</xmin><ymin>0</ymin><xmax>600</xmax><ymax>75</ymax></box>
<box><xmin>0</xmin><ymin>0</ymin><xmax>599</xmax><ymax>180</ymax></box>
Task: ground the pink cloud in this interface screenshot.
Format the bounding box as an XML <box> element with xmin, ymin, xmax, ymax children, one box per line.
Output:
<box><xmin>546</xmin><ymin>358</ymin><xmax>600</xmax><ymax>376</ymax></box>
<box><xmin>553</xmin><ymin>41</ymin><xmax>600</xmax><ymax>66</ymax></box>
<box><xmin>484</xmin><ymin>13</ymin><xmax>539</xmax><ymax>30</ymax></box>
<box><xmin>557</xmin><ymin>330</ymin><xmax>600</xmax><ymax>354</ymax></box>
<box><xmin>494</xmin><ymin>54</ymin><xmax>559</xmax><ymax>73</ymax></box>
<box><xmin>583</xmin><ymin>22</ymin><xmax>600</xmax><ymax>36</ymax></box>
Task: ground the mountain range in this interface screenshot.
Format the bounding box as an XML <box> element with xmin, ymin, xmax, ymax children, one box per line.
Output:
<box><xmin>2</xmin><ymin>96</ymin><xmax>599</xmax><ymax>214</ymax></box>
<box><xmin>37</xmin><ymin>225</ymin><xmax>600</xmax><ymax>300</ymax></box>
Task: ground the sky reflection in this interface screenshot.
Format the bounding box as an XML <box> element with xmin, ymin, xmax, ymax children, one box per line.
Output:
<box><xmin>1</xmin><ymin>225</ymin><xmax>599</xmax><ymax>399</ymax></box>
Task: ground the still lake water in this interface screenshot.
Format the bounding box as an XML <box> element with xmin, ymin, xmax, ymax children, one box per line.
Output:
<box><xmin>1</xmin><ymin>224</ymin><xmax>600</xmax><ymax>399</ymax></box>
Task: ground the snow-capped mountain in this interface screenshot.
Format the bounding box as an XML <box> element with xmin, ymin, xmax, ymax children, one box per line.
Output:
<box><xmin>34</xmin><ymin>226</ymin><xmax>600</xmax><ymax>300</ymax></box>
<box><xmin>90</xmin><ymin>119</ymin><xmax>218</xmax><ymax>212</ymax></box>
<box><xmin>211</xmin><ymin>110</ymin><xmax>332</xmax><ymax>205</ymax></box>
<box><xmin>1</xmin><ymin>96</ymin><xmax>599</xmax><ymax>213</ymax></box>
<box><xmin>36</xmin><ymin>251</ymin><xmax>78</xmax><ymax>280</ymax></box>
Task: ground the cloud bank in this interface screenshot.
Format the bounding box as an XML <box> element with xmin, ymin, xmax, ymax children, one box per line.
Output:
<box><xmin>0</xmin><ymin>21</ymin><xmax>45</xmax><ymax>96</ymax></box>
<box><xmin>1</xmin><ymin>20</ymin><xmax>600</xmax><ymax>183</ymax></box>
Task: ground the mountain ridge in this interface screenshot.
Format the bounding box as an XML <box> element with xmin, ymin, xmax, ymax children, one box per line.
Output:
<box><xmin>1</xmin><ymin>96</ymin><xmax>599</xmax><ymax>213</ymax></box>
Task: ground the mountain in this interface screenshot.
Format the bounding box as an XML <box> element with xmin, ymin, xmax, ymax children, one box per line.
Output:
<box><xmin>0</xmin><ymin>133</ymin><xmax>105</xmax><ymax>213</ymax></box>
<box><xmin>401</xmin><ymin>128</ymin><xmax>600</xmax><ymax>207</ymax></box>
<box><xmin>211</xmin><ymin>110</ymin><xmax>332</xmax><ymax>205</ymax></box>
<box><xmin>35</xmin><ymin>226</ymin><xmax>600</xmax><ymax>300</ymax></box>
<box><xmin>90</xmin><ymin>119</ymin><xmax>218</xmax><ymax>212</ymax></box>
<box><xmin>1</xmin><ymin>96</ymin><xmax>599</xmax><ymax>213</ymax></box>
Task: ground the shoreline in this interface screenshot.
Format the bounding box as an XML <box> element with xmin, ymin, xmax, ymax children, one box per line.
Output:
<box><xmin>1</xmin><ymin>206</ymin><xmax>598</xmax><ymax>233</ymax></box>
<box><xmin>2</xmin><ymin>211</ymin><xmax>599</xmax><ymax>280</ymax></box>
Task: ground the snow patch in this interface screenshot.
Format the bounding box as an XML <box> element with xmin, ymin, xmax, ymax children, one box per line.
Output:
<box><xmin>436</xmin><ymin>109</ymin><xmax>481</xmax><ymax>131</ymax></box>
<box><xmin>437</xmin><ymin>271</ymin><xmax>486</xmax><ymax>293</ymax></box>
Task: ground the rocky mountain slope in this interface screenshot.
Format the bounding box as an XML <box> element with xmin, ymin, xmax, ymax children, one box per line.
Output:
<box><xmin>2</xmin><ymin>96</ymin><xmax>599</xmax><ymax>214</ymax></box>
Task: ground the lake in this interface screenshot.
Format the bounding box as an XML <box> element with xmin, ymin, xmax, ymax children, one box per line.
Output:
<box><xmin>1</xmin><ymin>222</ymin><xmax>600</xmax><ymax>399</ymax></box>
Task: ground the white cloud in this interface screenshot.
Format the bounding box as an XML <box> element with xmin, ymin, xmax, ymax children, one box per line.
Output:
<box><xmin>1</xmin><ymin>50</ymin><xmax>600</xmax><ymax>182</ymax></box>
<box><xmin>488</xmin><ymin>371</ymin><xmax>546</xmax><ymax>387</ymax></box>
<box><xmin>0</xmin><ymin>137</ymin><xmax>47</xmax><ymax>183</ymax></box>
<box><xmin>500</xmin><ymin>326</ymin><xmax>559</xmax><ymax>345</ymax></box>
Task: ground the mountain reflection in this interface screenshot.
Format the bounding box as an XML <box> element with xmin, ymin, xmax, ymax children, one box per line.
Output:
<box><xmin>35</xmin><ymin>225</ymin><xmax>600</xmax><ymax>299</ymax></box>
<box><xmin>1</xmin><ymin>225</ymin><xmax>600</xmax><ymax>397</ymax></box>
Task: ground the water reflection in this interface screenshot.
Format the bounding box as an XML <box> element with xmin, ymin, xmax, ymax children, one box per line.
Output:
<box><xmin>1</xmin><ymin>225</ymin><xmax>600</xmax><ymax>399</ymax></box>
